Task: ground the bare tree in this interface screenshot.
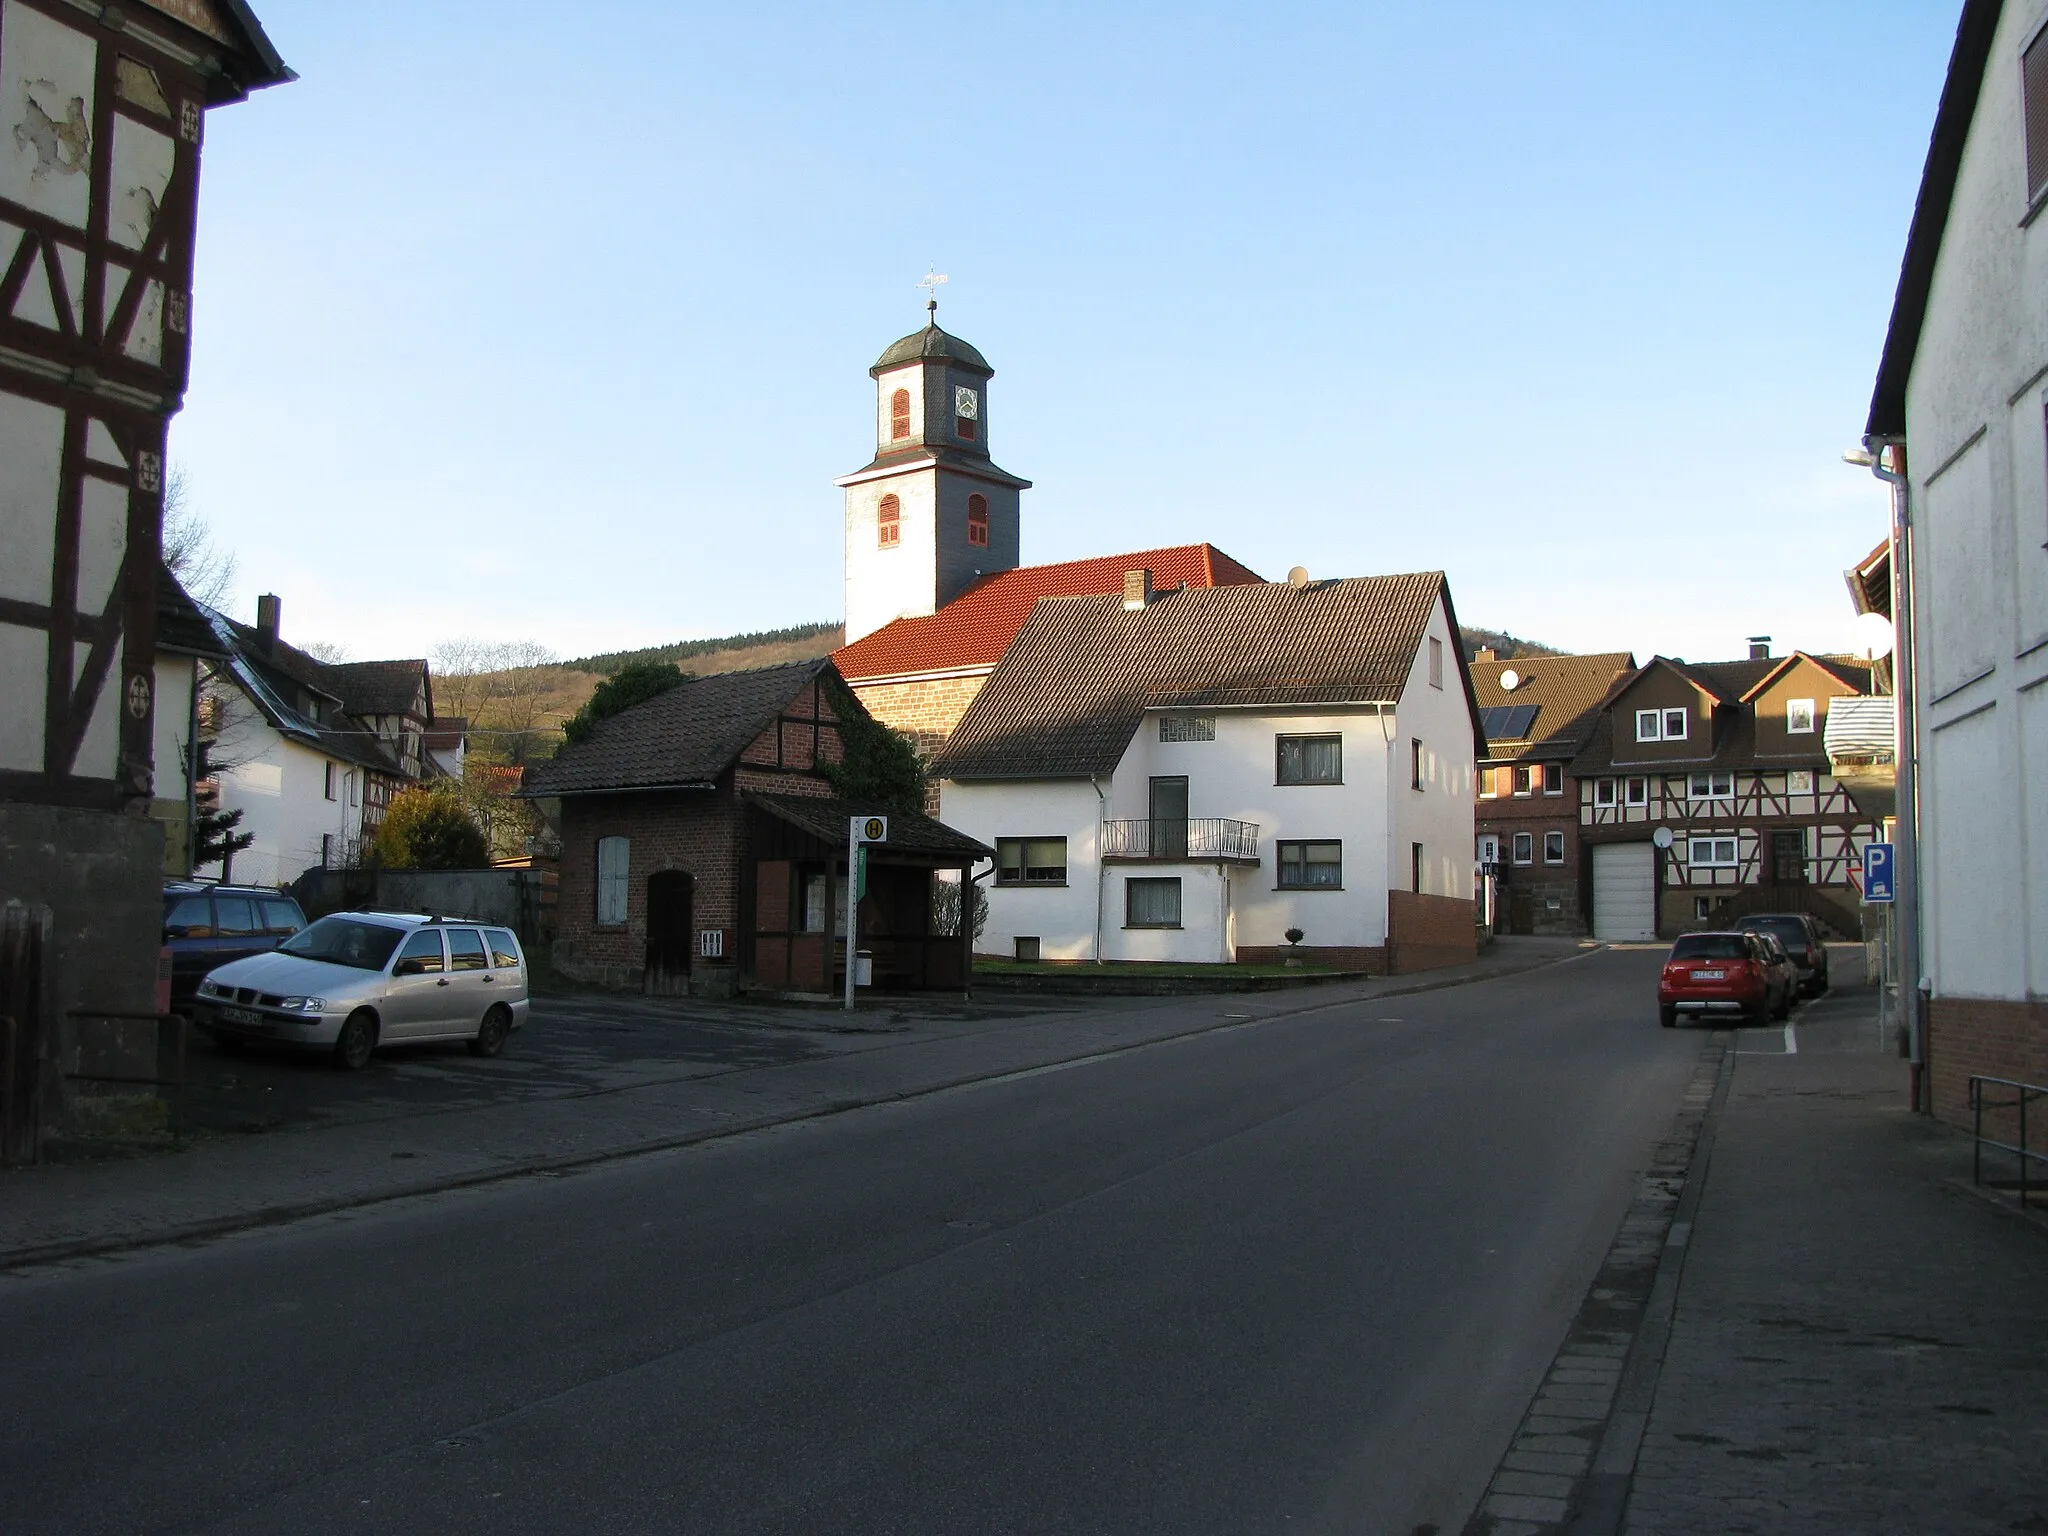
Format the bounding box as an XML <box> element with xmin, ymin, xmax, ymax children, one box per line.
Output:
<box><xmin>298</xmin><ymin>639</ymin><xmax>352</xmax><ymax>663</ymax></box>
<box><xmin>160</xmin><ymin>468</ymin><xmax>238</xmax><ymax>610</ymax></box>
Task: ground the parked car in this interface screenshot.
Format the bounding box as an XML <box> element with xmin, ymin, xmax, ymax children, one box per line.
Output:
<box><xmin>191</xmin><ymin>912</ymin><xmax>528</xmax><ymax>1069</ymax></box>
<box><xmin>1736</xmin><ymin>912</ymin><xmax>1831</xmax><ymax>997</ymax></box>
<box><xmin>1658</xmin><ymin>931</ymin><xmax>1791</xmax><ymax>1028</ymax></box>
<box><xmin>162</xmin><ymin>882</ymin><xmax>307</xmax><ymax>1006</ymax></box>
<box><xmin>1750</xmin><ymin>930</ymin><xmax>1801</xmax><ymax>1017</ymax></box>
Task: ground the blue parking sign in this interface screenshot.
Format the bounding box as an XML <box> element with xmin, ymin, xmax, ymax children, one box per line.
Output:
<box><xmin>1864</xmin><ymin>842</ymin><xmax>1895</xmax><ymax>903</ymax></box>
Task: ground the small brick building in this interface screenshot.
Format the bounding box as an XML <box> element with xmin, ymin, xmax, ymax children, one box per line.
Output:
<box><xmin>524</xmin><ymin>660</ymin><xmax>987</xmax><ymax>998</ymax></box>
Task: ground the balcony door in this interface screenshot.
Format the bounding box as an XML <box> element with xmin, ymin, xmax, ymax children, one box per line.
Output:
<box><xmin>1149</xmin><ymin>776</ymin><xmax>1189</xmax><ymax>859</ymax></box>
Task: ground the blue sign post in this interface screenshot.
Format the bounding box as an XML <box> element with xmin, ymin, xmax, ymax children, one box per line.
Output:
<box><xmin>1864</xmin><ymin>842</ymin><xmax>1896</xmax><ymax>903</ymax></box>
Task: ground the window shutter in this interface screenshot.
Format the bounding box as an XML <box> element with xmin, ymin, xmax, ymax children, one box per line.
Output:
<box><xmin>2027</xmin><ymin>25</ymin><xmax>2048</xmax><ymax>202</ymax></box>
<box><xmin>877</xmin><ymin>493</ymin><xmax>901</xmax><ymax>548</ymax></box>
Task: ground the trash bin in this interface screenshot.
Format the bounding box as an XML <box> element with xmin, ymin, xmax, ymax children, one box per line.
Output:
<box><xmin>854</xmin><ymin>951</ymin><xmax>874</xmax><ymax>988</ymax></box>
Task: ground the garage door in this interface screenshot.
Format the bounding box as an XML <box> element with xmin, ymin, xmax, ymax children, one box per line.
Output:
<box><xmin>1593</xmin><ymin>843</ymin><xmax>1656</xmax><ymax>942</ymax></box>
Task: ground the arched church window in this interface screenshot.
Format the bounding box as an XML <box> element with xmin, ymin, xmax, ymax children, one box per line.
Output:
<box><xmin>877</xmin><ymin>493</ymin><xmax>901</xmax><ymax>548</ymax></box>
<box><xmin>967</xmin><ymin>494</ymin><xmax>989</xmax><ymax>548</ymax></box>
<box><xmin>890</xmin><ymin>389</ymin><xmax>911</xmax><ymax>441</ymax></box>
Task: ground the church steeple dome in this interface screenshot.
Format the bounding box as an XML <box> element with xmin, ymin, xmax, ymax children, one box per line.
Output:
<box><xmin>871</xmin><ymin>316</ymin><xmax>992</xmax><ymax>377</ymax></box>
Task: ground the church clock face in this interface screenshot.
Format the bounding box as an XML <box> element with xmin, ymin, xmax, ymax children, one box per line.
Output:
<box><xmin>954</xmin><ymin>386</ymin><xmax>979</xmax><ymax>420</ymax></box>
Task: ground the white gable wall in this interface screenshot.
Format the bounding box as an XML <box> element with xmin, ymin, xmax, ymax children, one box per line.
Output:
<box><xmin>1904</xmin><ymin>0</ymin><xmax>2048</xmax><ymax>1000</ymax></box>
<box><xmin>1390</xmin><ymin>593</ymin><xmax>1480</xmax><ymax>901</ymax></box>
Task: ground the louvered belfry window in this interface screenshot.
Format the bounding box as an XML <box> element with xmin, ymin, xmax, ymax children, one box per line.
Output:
<box><xmin>2027</xmin><ymin>23</ymin><xmax>2048</xmax><ymax>202</ymax></box>
<box><xmin>877</xmin><ymin>493</ymin><xmax>901</xmax><ymax>548</ymax></box>
<box><xmin>890</xmin><ymin>388</ymin><xmax>911</xmax><ymax>441</ymax></box>
<box><xmin>967</xmin><ymin>493</ymin><xmax>989</xmax><ymax>547</ymax></box>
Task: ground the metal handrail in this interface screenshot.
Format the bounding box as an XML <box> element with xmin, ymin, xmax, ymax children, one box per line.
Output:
<box><xmin>1968</xmin><ymin>1074</ymin><xmax>2048</xmax><ymax>1205</ymax></box>
<box><xmin>1101</xmin><ymin>818</ymin><xmax>1260</xmax><ymax>861</ymax></box>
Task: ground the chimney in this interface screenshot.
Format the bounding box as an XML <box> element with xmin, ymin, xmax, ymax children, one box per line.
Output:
<box><xmin>1123</xmin><ymin>569</ymin><xmax>1153</xmax><ymax>611</ymax></box>
<box><xmin>256</xmin><ymin>593</ymin><xmax>282</xmax><ymax>652</ymax></box>
<box><xmin>1474</xmin><ymin>646</ymin><xmax>1497</xmax><ymax>663</ymax></box>
<box><xmin>1748</xmin><ymin>635</ymin><xmax>1771</xmax><ymax>661</ymax></box>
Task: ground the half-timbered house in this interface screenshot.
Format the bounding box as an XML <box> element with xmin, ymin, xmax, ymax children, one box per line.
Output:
<box><xmin>0</xmin><ymin>0</ymin><xmax>288</xmax><ymax>1096</ymax></box>
<box><xmin>1570</xmin><ymin>648</ymin><xmax>1881</xmax><ymax>942</ymax></box>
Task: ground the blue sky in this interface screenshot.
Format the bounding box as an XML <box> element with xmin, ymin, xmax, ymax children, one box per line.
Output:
<box><xmin>173</xmin><ymin>1</ymin><xmax>1959</xmax><ymax>667</ymax></box>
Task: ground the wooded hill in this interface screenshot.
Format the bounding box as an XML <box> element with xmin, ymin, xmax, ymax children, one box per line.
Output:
<box><xmin>440</xmin><ymin>620</ymin><xmax>1559</xmax><ymax>758</ymax></box>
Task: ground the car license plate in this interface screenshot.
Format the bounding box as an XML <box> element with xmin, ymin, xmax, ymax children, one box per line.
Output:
<box><xmin>1695</xmin><ymin>969</ymin><xmax>1725</xmax><ymax>980</ymax></box>
<box><xmin>218</xmin><ymin>1006</ymin><xmax>260</xmax><ymax>1026</ymax></box>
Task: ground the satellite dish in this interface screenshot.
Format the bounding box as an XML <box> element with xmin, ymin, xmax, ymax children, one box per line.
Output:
<box><xmin>1653</xmin><ymin>827</ymin><xmax>1675</xmax><ymax>850</ymax></box>
<box><xmin>1287</xmin><ymin>566</ymin><xmax>1310</xmax><ymax>589</ymax></box>
<box><xmin>1499</xmin><ymin>669</ymin><xmax>1520</xmax><ymax>691</ymax></box>
<box><xmin>1852</xmin><ymin>611</ymin><xmax>1895</xmax><ymax>659</ymax></box>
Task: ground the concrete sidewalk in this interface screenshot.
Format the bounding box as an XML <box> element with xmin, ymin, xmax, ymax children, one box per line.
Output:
<box><xmin>1615</xmin><ymin>990</ymin><xmax>2048</xmax><ymax>1534</ymax></box>
<box><xmin>0</xmin><ymin>937</ymin><xmax>1585</xmax><ymax>1271</ymax></box>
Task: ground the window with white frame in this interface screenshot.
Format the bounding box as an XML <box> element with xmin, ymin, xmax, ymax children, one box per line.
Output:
<box><xmin>1786</xmin><ymin>769</ymin><xmax>1815</xmax><ymax>795</ymax></box>
<box><xmin>1277</xmin><ymin>840</ymin><xmax>1343</xmax><ymax>889</ymax></box>
<box><xmin>1694</xmin><ymin>895</ymin><xmax>1713</xmax><ymax>920</ymax></box>
<box><xmin>1512</xmin><ymin>831</ymin><xmax>1534</xmax><ymax>865</ymax></box>
<box><xmin>1594</xmin><ymin>778</ymin><xmax>1617</xmax><ymax>807</ymax></box>
<box><xmin>1159</xmin><ymin>715</ymin><xmax>1215</xmax><ymax>742</ymax></box>
<box><xmin>1625</xmin><ymin>776</ymin><xmax>1648</xmax><ymax>806</ymax></box>
<box><xmin>1513</xmin><ymin>765</ymin><xmax>1532</xmax><ymax>796</ymax></box>
<box><xmin>996</xmin><ymin>837</ymin><xmax>1068</xmax><ymax>885</ymax></box>
<box><xmin>1544</xmin><ymin>831</ymin><xmax>1565</xmax><ymax>864</ymax></box>
<box><xmin>1689</xmin><ymin>771</ymin><xmax>1734</xmax><ymax>799</ymax></box>
<box><xmin>1542</xmin><ymin>762</ymin><xmax>1563</xmax><ymax>795</ymax></box>
<box><xmin>1688</xmin><ymin>836</ymin><xmax>1738</xmax><ymax>868</ymax></box>
<box><xmin>1479</xmin><ymin>764</ymin><xmax>1498</xmax><ymax>799</ymax></box>
<box><xmin>1635</xmin><ymin>709</ymin><xmax>1660</xmax><ymax>742</ymax></box>
<box><xmin>1125</xmin><ymin>877</ymin><xmax>1181</xmax><ymax>928</ymax></box>
<box><xmin>1786</xmin><ymin>698</ymin><xmax>1816</xmax><ymax>734</ymax></box>
<box><xmin>1663</xmin><ymin>708</ymin><xmax>1687</xmax><ymax>740</ymax></box>
<box><xmin>1428</xmin><ymin>635</ymin><xmax>1445</xmax><ymax>689</ymax></box>
<box><xmin>596</xmin><ymin>836</ymin><xmax>630</xmax><ymax>925</ymax></box>
<box><xmin>1276</xmin><ymin>734</ymin><xmax>1342</xmax><ymax>785</ymax></box>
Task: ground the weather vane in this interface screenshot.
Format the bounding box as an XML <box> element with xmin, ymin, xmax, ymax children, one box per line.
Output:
<box><xmin>918</xmin><ymin>265</ymin><xmax>947</xmax><ymax>318</ymax></box>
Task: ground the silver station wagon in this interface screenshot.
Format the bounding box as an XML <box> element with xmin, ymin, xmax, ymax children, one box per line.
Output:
<box><xmin>193</xmin><ymin>912</ymin><xmax>529</xmax><ymax>1069</ymax></box>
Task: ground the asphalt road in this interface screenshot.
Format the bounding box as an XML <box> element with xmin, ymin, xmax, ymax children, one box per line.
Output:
<box><xmin>0</xmin><ymin>949</ymin><xmax>1698</xmax><ymax>1535</ymax></box>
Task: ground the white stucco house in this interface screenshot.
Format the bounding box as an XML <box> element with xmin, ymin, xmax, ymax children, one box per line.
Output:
<box><xmin>196</xmin><ymin>594</ymin><xmax>452</xmax><ymax>887</ymax></box>
<box><xmin>934</xmin><ymin>570</ymin><xmax>1485</xmax><ymax>974</ymax></box>
<box><xmin>1864</xmin><ymin>0</ymin><xmax>2048</xmax><ymax>1125</ymax></box>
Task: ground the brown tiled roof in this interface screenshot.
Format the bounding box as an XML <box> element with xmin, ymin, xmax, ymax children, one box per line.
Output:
<box><xmin>424</xmin><ymin>718</ymin><xmax>468</xmax><ymax>752</ymax></box>
<box><xmin>747</xmin><ymin>793</ymin><xmax>992</xmax><ymax>859</ymax></box>
<box><xmin>523</xmin><ymin>660</ymin><xmax>834</xmax><ymax>797</ymax></box>
<box><xmin>322</xmin><ymin>659</ymin><xmax>430</xmax><ymax>718</ymax></box>
<box><xmin>935</xmin><ymin>573</ymin><xmax>1456</xmax><ymax>780</ymax></box>
<box><xmin>834</xmin><ymin>543</ymin><xmax>1264</xmax><ymax>682</ymax></box>
<box><xmin>1472</xmin><ymin>651</ymin><xmax>1635</xmax><ymax>762</ymax></box>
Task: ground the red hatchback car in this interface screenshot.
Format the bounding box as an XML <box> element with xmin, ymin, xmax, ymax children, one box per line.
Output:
<box><xmin>1659</xmin><ymin>931</ymin><xmax>1792</xmax><ymax>1028</ymax></box>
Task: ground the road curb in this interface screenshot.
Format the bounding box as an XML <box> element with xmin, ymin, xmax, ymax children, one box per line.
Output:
<box><xmin>1461</xmin><ymin>1026</ymin><xmax>1735</xmax><ymax>1536</ymax></box>
<box><xmin>0</xmin><ymin>946</ymin><xmax>1594</xmax><ymax>1275</ymax></box>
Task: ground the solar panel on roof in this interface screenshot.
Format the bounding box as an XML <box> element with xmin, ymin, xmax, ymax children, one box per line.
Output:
<box><xmin>1479</xmin><ymin>704</ymin><xmax>1539</xmax><ymax>740</ymax></box>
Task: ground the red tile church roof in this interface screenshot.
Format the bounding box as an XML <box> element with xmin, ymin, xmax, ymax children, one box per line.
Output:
<box><xmin>834</xmin><ymin>544</ymin><xmax>1265</xmax><ymax>682</ymax></box>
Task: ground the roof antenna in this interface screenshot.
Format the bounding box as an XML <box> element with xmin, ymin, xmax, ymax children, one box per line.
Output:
<box><xmin>918</xmin><ymin>265</ymin><xmax>947</xmax><ymax>322</ymax></box>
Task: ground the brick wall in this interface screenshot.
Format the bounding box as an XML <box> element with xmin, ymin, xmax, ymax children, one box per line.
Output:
<box><xmin>849</xmin><ymin>673</ymin><xmax>989</xmax><ymax>762</ymax></box>
<box><xmin>1928</xmin><ymin>996</ymin><xmax>2048</xmax><ymax>1134</ymax></box>
<box><xmin>1387</xmin><ymin>890</ymin><xmax>1478</xmax><ymax>974</ymax></box>
<box><xmin>1477</xmin><ymin>769</ymin><xmax>1586</xmax><ymax>935</ymax></box>
<box><xmin>553</xmin><ymin>760</ymin><xmax>830</xmax><ymax>995</ymax></box>
<box><xmin>1234</xmin><ymin>944</ymin><xmax>1387</xmax><ymax>973</ymax></box>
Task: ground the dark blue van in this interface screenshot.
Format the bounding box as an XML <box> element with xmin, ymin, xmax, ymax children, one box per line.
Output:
<box><xmin>162</xmin><ymin>883</ymin><xmax>307</xmax><ymax>1006</ymax></box>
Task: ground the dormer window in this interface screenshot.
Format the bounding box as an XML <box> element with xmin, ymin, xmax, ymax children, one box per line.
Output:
<box><xmin>877</xmin><ymin>493</ymin><xmax>901</xmax><ymax>548</ymax></box>
<box><xmin>889</xmin><ymin>388</ymin><xmax>910</xmax><ymax>441</ymax></box>
<box><xmin>1635</xmin><ymin>707</ymin><xmax>1688</xmax><ymax>742</ymax></box>
<box><xmin>967</xmin><ymin>493</ymin><xmax>989</xmax><ymax>547</ymax></box>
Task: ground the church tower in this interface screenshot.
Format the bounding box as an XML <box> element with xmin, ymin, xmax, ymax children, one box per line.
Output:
<box><xmin>837</xmin><ymin>305</ymin><xmax>1031</xmax><ymax>644</ymax></box>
